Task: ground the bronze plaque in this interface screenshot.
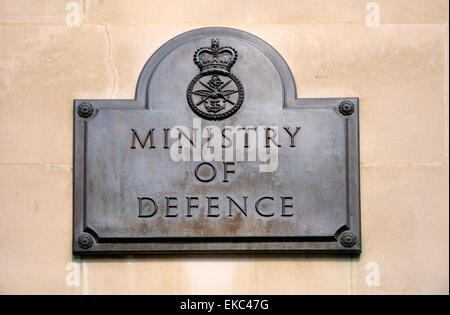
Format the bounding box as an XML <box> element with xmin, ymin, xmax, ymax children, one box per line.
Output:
<box><xmin>73</xmin><ymin>27</ymin><xmax>361</xmax><ymax>254</ymax></box>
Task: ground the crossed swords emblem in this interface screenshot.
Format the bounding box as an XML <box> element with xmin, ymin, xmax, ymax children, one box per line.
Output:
<box><xmin>191</xmin><ymin>75</ymin><xmax>239</xmax><ymax>113</ymax></box>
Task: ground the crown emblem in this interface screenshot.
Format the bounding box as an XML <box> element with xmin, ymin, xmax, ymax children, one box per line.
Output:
<box><xmin>193</xmin><ymin>38</ymin><xmax>238</xmax><ymax>74</ymax></box>
<box><xmin>187</xmin><ymin>38</ymin><xmax>244</xmax><ymax>121</ymax></box>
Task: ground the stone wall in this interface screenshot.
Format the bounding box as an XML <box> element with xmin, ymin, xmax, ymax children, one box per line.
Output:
<box><xmin>0</xmin><ymin>0</ymin><xmax>448</xmax><ymax>294</ymax></box>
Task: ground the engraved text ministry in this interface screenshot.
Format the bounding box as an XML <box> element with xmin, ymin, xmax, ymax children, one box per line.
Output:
<box><xmin>130</xmin><ymin>118</ymin><xmax>301</xmax><ymax>218</ymax></box>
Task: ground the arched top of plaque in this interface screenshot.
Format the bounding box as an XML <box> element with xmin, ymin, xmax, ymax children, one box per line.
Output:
<box><xmin>135</xmin><ymin>27</ymin><xmax>297</xmax><ymax>110</ymax></box>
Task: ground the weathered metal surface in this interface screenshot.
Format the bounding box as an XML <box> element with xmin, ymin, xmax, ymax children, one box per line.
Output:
<box><xmin>73</xmin><ymin>27</ymin><xmax>361</xmax><ymax>254</ymax></box>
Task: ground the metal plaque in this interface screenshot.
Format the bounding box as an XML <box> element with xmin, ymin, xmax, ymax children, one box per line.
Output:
<box><xmin>73</xmin><ymin>27</ymin><xmax>361</xmax><ymax>254</ymax></box>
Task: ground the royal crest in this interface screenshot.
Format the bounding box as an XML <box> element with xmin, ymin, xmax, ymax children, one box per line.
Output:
<box><xmin>187</xmin><ymin>38</ymin><xmax>244</xmax><ymax>120</ymax></box>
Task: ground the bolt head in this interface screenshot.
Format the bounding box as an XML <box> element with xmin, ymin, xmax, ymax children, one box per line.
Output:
<box><xmin>339</xmin><ymin>101</ymin><xmax>355</xmax><ymax>116</ymax></box>
<box><xmin>77</xmin><ymin>103</ymin><xmax>94</xmax><ymax>118</ymax></box>
<box><xmin>77</xmin><ymin>233</ymin><xmax>94</xmax><ymax>249</ymax></box>
<box><xmin>340</xmin><ymin>231</ymin><xmax>358</xmax><ymax>248</ymax></box>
